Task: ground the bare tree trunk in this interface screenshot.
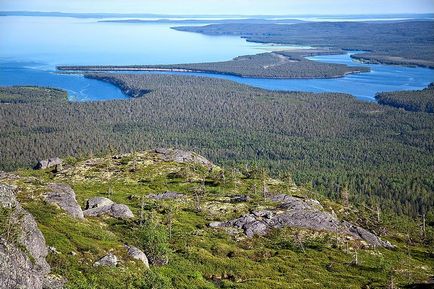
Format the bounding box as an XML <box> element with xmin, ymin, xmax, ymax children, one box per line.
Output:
<box><xmin>139</xmin><ymin>195</ymin><xmax>145</xmax><ymax>227</ymax></box>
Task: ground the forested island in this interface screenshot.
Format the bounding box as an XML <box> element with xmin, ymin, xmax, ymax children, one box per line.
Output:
<box><xmin>1</xmin><ymin>76</ymin><xmax>433</xmax><ymax>219</ymax></box>
<box><xmin>173</xmin><ymin>21</ymin><xmax>434</xmax><ymax>68</ymax></box>
<box><xmin>58</xmin><ymin>50</ymin><xmax>369</xmax><ymax>79</ymax></box>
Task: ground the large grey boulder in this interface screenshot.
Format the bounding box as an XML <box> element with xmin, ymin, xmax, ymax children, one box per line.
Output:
<box><xmin>0</xmin><ymin>184</ymin><xmax>63</xmax><ymax>289</ymax></box>
<box><xmin>155</xmin><ymin>148</ymin><xmax>213</xmax><ymax>168</ymax></box>
<box><xmin>83</xmin><ymin>197</ymin><xmax>134</xmax><ymax>219</ymax></box>
<box><xmin>125</xmin><ymin>245</ymin><xmax>149</xmax><ymax>268</ymax></box>
<box><xmin>45</xmin><ymin>184</ymin><xmax>84</xmax><ymax>219</ymax></box>
<box><xmin>210</xmin><ymin>194</ymin><xmax>394</xmax><ymax>248</ymax></box>
<box><xmin>35</xmin><ymin>158</ymin><xmax>63</xmax><ymax>170</ymax></box>
<box><xmin>93</xmin><ymin>253</ymin><xmax>118</xmax><ymax>267</ymax></box>
<box><xmin>85</xmin><ymin>197</ymin><xmax>114</xmax><ymax>209</ymax></box>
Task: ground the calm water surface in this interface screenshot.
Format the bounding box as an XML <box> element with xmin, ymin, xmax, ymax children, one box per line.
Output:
<box><xmin>0</xmin><ymin>16</ymin><xmax>433</xmax><ymax>101</ymax></box>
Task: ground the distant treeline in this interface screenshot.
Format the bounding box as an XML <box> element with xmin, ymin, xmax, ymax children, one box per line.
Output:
<box><xmin>0</xmin><ymin>78</ymin><xmax>433</xmax><ymax>217</ymax></box>
<box><xmin>173</xmin><ymin>21</ymin><xmax>434</xmax><ymax>68</ymax></box>
<box><xmin>376</xmin><ymin>83</ymin><xmax>434</xmax><ymax>113</ymax></box>
<box><xmin>58</xmin><ymin>50</ymin><xmax>369</xmax><ymax>79</ymax></box>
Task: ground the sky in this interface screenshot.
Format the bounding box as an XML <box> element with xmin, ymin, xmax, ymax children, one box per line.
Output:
<box><xmin>0</xmin><ymin>0</ymin><xmax>433</xmax><ymax>15</ymax></box>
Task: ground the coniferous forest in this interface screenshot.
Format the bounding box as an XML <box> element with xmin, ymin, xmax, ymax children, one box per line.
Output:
<box><xmin>1</xmin><ymin>75</ymin><xmax>433</xmax><ymax>218</ymax></box>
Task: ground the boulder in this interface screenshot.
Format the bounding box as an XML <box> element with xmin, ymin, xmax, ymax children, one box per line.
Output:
<box><xmin>125</xmin><ymin>245</ymin><xmax>149</xmax><ymax>268</ymax></box>
<box><xmin>35</xmin><ymin>157</ymin><xmax>62</xmax><ymax>170</ymax></box>
<box><xmin>0</xmin><ymin>184</ymin><xmax>63</xmax><ymax>289</ymax></box>
<box><xmin>82</xmin><ymin>197</ymin><xmax>134</xmax><ymax>219</ymax></box>
<box><xmin>93</xmin><ymin>253</ymin><xmax>118</xmax><ymax>267</ymax></box>
<box><xmin>85</xmin><ymin>197</ymin><xmax>114</xmax><ymax>209</ymax></box>
<box><xmin>147</xmin><ymin>191</ymin><xmax>186</xmax><ymax>200</ymax></box>
<box><xmin>110</xmin><ymin>204</ymin><xmax>134</xmax><ymax>219</ymax></box>
<box><xmin>155</xmin><ymin>148</ymin><xmax>213</xmax><ymax>168</ymax></box>
<box><xmin>45</xmin><ymin>184</ymin><xmax>84</xmax><ymax>219</ymax></box>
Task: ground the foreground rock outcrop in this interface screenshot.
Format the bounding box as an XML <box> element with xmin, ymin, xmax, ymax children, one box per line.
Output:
<box><xmin>0</xmin><ymin>184</ymin><xmax>63</xmax><ymax>289</ymax></box>
<box><xmin>210</xmin><ymin>194</ymin><xmax>394</xmax><ymax>248</ymax></box>
<box><xmin>83</xmin><ymin>197</ymin><xmax>134</xmax><ymax>219</ymax></box>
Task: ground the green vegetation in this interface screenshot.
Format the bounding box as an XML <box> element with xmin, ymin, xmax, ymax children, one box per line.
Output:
<box><xmin>376</xmin><ymin>83</ymin><xmax>434</xmax><ymax>113</ymax></box>
<box><xmin>0</xmin><ymin>78</ymin><xmax>433</xmax><ymax>219</ymax></box>
<box><xmin>1</xmin><ymin>151</ymin><xmax>433</xmax><ymax>288</ymax></box>
<box><xmin>173</xmin><ymin>21</ymin><xmax>434</xmax><ymax>68</ymax></box>
<box><xmin>58</xmin><ymin>49</ymin><xmax>369</xmax><ymax>79</ymax></box>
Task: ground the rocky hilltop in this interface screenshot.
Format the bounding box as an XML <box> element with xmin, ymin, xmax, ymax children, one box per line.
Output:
<box><xmin>0</xmin><ymin>149</ymin><xmax>432</xmax><ymax>288</ymax></box>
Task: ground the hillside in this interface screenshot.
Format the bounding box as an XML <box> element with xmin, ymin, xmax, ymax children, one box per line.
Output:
<box><xmin>1</xmin><ymin>150</ymin><xmax>433</xmax><ymax>288</ymax></box>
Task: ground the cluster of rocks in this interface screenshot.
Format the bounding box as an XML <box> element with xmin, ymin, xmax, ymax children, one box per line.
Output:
<box><xmin>83</xmin><ymin>197</ymin><xmax>134</xmax><ymax>219</ymax></box>
<box><xmin>44</xmin><ymin>184</ymin><xmax>134</xmax><ymax>220</ymax></box>
<box><xmin>209</xmin><ymin>194</ymin><xmax>394</xmax><ymax>249</ymax></box>
<box><xmin>154</xmin><ymin>148</ymin><xmax>213</xmax><ymax>168</ymax></box>
<box><xmin>0</xmin><ymin>184</ymin><xmax>64</xmax><ymax>289</ymax></box>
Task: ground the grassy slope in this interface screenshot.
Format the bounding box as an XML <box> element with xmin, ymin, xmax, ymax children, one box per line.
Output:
<box><xmin>2</xmin><ymin>151</ymin><xmax>433</xmax><ymax>289</ymax></box>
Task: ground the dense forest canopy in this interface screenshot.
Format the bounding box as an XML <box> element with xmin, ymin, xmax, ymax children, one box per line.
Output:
<box><xmin>376</xmin><ymin>83</ymin><xmax>434</xmax><ymax>113</ymax></box>
<box><xmin>0</xmin><ymin>76</ymin><xmax>433</xmax><ymax>218</ymax></box>
<box><xmin>173</xmin><ymin>21</ymin><xmax>434</xmax><ymax>68</ymax></box>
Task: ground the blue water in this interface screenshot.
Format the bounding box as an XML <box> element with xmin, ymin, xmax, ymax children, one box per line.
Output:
<box><xmin>0</xmin><ymin>16</ymin><xmax>433</xmax><ymax>101</ymax></box>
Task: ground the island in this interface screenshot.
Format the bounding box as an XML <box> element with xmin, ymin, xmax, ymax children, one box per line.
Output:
<box><xmin>58</xmin><ymin>49</ymin><xmax>370</xmax><ymax>79</ymax></box>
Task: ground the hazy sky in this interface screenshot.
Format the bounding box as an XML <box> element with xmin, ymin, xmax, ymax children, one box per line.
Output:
<box><xmin>1</xmin><ymin>0</ymin><xmax>433</xmax><ymax>15</ymax></box>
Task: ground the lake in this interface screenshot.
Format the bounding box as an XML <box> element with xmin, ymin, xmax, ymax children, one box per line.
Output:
<box><xmin>1</xmin><ymin>16</ymin><xmax>433</xmax><ymax>101</ymax></box>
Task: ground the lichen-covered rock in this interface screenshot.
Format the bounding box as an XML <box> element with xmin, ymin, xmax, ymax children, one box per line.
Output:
<box><xmin>147</xmin><ymin>191</ymin><xmax>186</xmax><ymax>200</ymax></box>
<box><xmin>85</xmin><ymin>197</ymin><xmax>114</xmax><ymax>209</ymax></box>
<box><xmin>210</xmin><ymin>194</ymin><xmax>394</xmax><ymax>248</ymax></box>
<box><xmin>45</xmin><ymin>184</ymin><xmax>84</xmax><ymax>219</ymax></box>
<box><xmin>93</xmin><ymin>253</ymin><xmax>118</xmax><ymax>267</ymax></box>
<box><xmin>35</xmin><ymin>157</ymin><xmax>63</xmax><ymax>170</ymax></box>
<box><xmin>155</xmin><ymin>148</ymin><xmax>213</xmax><ymax>167</ymax></box>
<box><xmin>0</xmin><ymin>184</ymin><xmax>62</xmax><ymax>289</ymax></box>
<box><xmin>82</xmin><ymin>198</ymin><xmax>134</xmax><ymax>219</ymax></box>
<box><xmin>125</xmin><ymin>245</ymin><xmax>149</xmax><ymax>268</ymax></box>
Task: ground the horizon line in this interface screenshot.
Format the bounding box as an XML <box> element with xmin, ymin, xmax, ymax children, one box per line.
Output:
<box><xmin>1</xmin><ymin>10</ymin><xmax>434</xmax><ymax>17</ymax></box>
